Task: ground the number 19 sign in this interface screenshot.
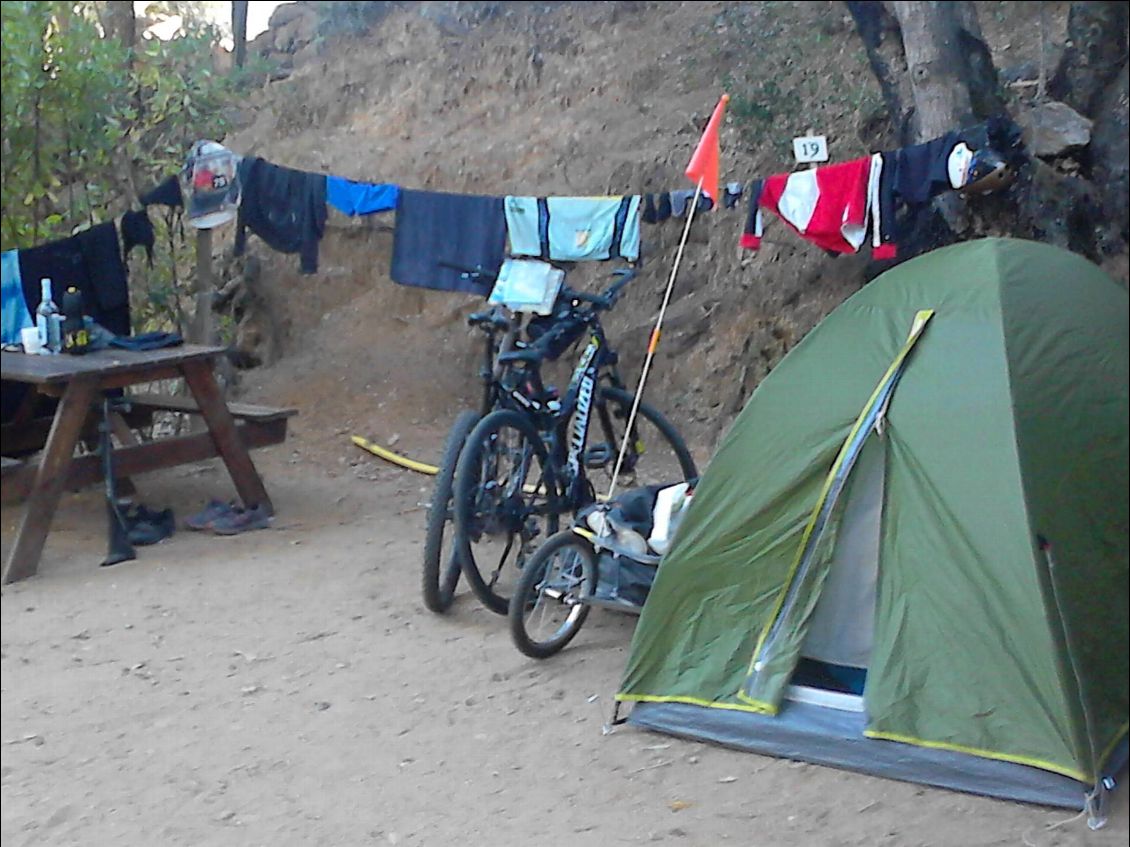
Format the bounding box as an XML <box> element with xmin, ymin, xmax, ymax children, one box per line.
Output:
<box><xmin>793</xmin><ymin>135</ymin><xmax>829</xmax><ymax>164</ymax></box>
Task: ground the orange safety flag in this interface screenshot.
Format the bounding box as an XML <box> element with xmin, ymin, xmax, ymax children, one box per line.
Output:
<box><xmin>684</xmin><ymin>93</ymin><xmax>729</xmax><ymax>202</ymax></box>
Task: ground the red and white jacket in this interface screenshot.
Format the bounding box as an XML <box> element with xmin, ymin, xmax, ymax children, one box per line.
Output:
<box><xmin>742</xmin><ymin>154</ymin><xmax>894</xmax><ymax>258</ymax></box>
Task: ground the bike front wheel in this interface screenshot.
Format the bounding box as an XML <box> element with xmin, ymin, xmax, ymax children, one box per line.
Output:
<box><xmin>509</xmin><ymin>530</ymin><xmax>597</xmax><ymax>659</ymax></box>
<box><xmin>453</xmin><ymin>409</ymin><xmax>561</xmax><ymax>615</ymax></box>
<box><xmin>421</xmin><ymin>409</ymin><xmax>481</xmax><ymax>614</ymax></box>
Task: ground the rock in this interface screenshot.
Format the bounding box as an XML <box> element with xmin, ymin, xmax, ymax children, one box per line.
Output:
<box><xmin>999</xmin><ymin>61</ymin><xmax>1038</xmax><ymax>84</ymax></box>
<box><xmin>269</xmin><ymin>2</ymin><xmax>312</xmax><ymax>29</ymax></box>
<box><xmin>1017</xmin><ymin>101</ymin><xmax>1093</xmax><ymax>157</ymax></box>
<box><xmin>1089</xmin><ymin>64</ymin><xmax>1129</xmax><ymax>246</ymax></box>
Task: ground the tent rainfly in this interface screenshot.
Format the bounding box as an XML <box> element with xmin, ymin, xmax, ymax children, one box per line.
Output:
<box><xmin>617</xmin><ymin>238</ymin><xmax>1128</xmax><ymax>818</ymax></box>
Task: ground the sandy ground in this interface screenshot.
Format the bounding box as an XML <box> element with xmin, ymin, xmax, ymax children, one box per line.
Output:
<box><xmin>2</xmin><ymin>433</ymin><xmax>1127</xmax><ymax>847</ymax></box>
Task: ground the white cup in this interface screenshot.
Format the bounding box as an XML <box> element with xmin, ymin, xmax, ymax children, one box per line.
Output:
<box><xmin>21</xmin><ymin>326</ymin><xmax>44</xmax><ymax>355</ymax></box>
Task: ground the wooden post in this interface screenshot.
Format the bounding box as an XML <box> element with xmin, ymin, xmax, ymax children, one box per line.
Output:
<box><xmin>189</xmin><ymin>229</ymin><xmax>216</xmax><ymax>432</ymax></box>
<box><xmin>192</xmin><ymin>229</ymin><xmax>214</xmax><ymax>346</ymax></box>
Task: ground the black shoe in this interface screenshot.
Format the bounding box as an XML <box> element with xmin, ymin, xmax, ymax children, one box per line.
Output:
<box><xmin>125</xmin><ymin>505</ymin><xmax>176</xmax><ymax>546</ymax></box>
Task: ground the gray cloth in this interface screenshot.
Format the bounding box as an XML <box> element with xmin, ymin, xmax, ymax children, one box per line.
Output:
<box><xmin>669</xmin><ymin>189</ymin><xmax>714</xmax><ymax>217</ymax></box>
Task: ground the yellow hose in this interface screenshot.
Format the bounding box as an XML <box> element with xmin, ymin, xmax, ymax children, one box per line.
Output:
<box><xmin>350</xmin><ymin>435</ymin><xmax>439</xmax><ymax>475</ymax></box>
<box><xmin>351</xmin><ymin>434</ymin><xmax>608</xmax><ymax>502</ymax></box>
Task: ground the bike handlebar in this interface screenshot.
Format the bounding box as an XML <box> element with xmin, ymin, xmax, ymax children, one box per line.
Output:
<box><xmin>559</xmin><ymin>267</ymin><xmax>638</xmax><ymax>312</ymax></box>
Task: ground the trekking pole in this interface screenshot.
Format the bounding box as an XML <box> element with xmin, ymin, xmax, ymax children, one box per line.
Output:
<box><xmin>605</xmin><ymin>176</ymin><xmax>703</xmax><ymax>502</ymax></box>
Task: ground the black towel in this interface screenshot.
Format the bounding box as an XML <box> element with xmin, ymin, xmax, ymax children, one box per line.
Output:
<box><xmin>139</xmin><ymin>174</ymin><xmax>183</xmax><ymax>208</ymax></box>
<box><xmin>390</xmin><ymin>189</ymin><xmax>506</xmax><ymax>296</ymax></box>
<box><xmin>234</xmin><ymin>157</ymin><xmax>327</xmax><ymax>274</ymax></box>
<box><xmin>18</xmin><ymin>221</ymin><xmax>131</xmax><ymax>336</ymax></box>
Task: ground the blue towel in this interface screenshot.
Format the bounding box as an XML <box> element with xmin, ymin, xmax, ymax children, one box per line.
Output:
<box><xmin>1</xmin><ymin>250</ymin><xmax>34</xmax><ymax>345</ymax></box>
<box><xmin>504</xmin><ymin>195</ymin><xmax>641</xmax><ymax>262</ymax></box>
<box><xmin>326</xmin><ymin>177</ymin><xmax>399</xmax><ymax>216</ymax></box>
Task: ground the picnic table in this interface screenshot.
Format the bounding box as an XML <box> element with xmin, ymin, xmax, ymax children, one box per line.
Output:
<box><xmin>1</xmin><ymin>345</ymin><xmax>295</xmax><ymax>584</ymax></box>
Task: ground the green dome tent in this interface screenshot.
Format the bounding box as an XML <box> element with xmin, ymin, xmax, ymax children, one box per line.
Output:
<box><xmin>617</xmin><ymin>238</ymin><xmax>1128</xmax><ymax>812</ymax></box>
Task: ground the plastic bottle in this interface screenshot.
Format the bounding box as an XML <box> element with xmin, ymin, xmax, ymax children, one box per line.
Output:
<box><xmin>62</xmin><ymin>286</ymin><xmax>89</xmax><ymax>354</ymax></box>
<box><xmin>36</xmin><ymin>278</ymin><xmax>62</xmax><ymax>354</ymax></box>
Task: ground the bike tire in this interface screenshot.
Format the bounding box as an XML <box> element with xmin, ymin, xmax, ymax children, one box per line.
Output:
<box><xmin>421</xmin><ymin>409</ymin><xmax>481</xmax><ymax>613</ymax></box>
<box><xmin>509</xmin><ymin>530</ymin><xmax>596</xmax><ymax>659</ymax></box>
<box><xmin>453</xmin><ymin>409</ymin><xmax>562</xmax><ymax>615</ymax></box>
<box><xmin>593</xmin><ymin>385</ymin><xmax>698</xmax><ymax>488</ymax></box>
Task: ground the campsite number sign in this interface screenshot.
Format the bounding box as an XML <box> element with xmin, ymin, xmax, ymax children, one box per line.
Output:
<box><xmin>793</xmin><ymin>135</ymin><xmax>829</xmax><ymax>164</ymax></box>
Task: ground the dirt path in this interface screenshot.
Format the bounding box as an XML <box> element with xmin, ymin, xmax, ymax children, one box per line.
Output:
<box><xmin>2</xmin><ymin>439</ymin><xmax>1126</xmax><ymax>846</ymax></box>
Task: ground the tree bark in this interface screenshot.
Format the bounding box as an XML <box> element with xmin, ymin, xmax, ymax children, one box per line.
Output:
<box><xmin>847</xmin><ymin>0</ymin><xmax>1127</xmax><ymax>269</ymax></box>
<box><xmin>232</xmin><ymin>1</ymin><xmax>249</xmax><ymax>70</ymax></box>
<box><xmin>844</xmin><ymin>1</ymin><xmax>915</xmax><ymax>146</ymax></box>
<box><xmin>100</xmin><ymin>1</ymin><xmax>136</xmax><ymax>64</ymax></box>
<box><xmin>890</xmin><ymin>2</ymin><xmax>977</xmax><ymax>141</ymax></box>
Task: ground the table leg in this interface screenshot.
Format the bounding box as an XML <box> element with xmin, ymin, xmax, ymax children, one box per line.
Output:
<box><xmin>182</xmin><ymin>359</ymin><xmax>273</xmax><ymax>515</ymax></box>
<box><xmin>2</xmin><ymin>375</ymin><xmax>98</xmax><ymax>584</ymax></box>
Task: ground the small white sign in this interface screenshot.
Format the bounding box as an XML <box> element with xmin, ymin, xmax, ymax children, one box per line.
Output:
<box><xmin>793</xmin><ymin>135</ymin><xmax>829</xmax><ymax>164</ymax></box>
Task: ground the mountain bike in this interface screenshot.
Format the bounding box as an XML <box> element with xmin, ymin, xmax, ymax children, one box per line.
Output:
<box><xmin>421</xmin><ymin>302</ymin><xmax>517</xmax><ymax>613</ymax></box>
<box><xmin>452</xmin><ymin>268</ymin><xmax>698</xmax><ymax>615</ymax></box>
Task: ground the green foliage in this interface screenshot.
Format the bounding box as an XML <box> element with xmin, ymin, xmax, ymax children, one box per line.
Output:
<box><xmin>0</xmin><ymin>1</ymin><xmax>259</xmax><ymax>333</ymax></box>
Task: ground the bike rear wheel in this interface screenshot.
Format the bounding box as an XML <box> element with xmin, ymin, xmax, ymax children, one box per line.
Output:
<box><xmin>453</xmin><ymin>409</ymin><xmax>561</xmax><ymax>615</ymax></box>
<box><xmin>588</xmin><ymin>386</ymin><xmax>698</xmax><ymax>491</ymax></box>
<box><xmin>509</xmin><ymin>530</ymin><xmax>596</xmax><ymax>659</ymax></box>
<box><xmin>421</xmin><ymin>409</ymin><xmax>481</xmax><ymax>613</ymax></box>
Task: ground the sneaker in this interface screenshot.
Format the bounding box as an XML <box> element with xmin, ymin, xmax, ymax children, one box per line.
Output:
<box><xmin>185</xmin><ymin>499</ymin><xmax>237</xmax><ymax>531</ymax></box>
<box><xmin>211</xmin><ymin>503</ymin><xmax>272</xmax><ymax>536</ymax></box>
<box><xmin>126</xmin><ymin>506</ymin><xmax>176</xmax><ymax>546</ymax></box>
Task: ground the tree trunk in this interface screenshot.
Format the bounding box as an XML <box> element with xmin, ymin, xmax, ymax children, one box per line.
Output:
<box><xmin>844</xmin><ymin>1</ymin><xmax>916</xmax><ymax>146</ymax></box>
<box><xmin>100</xmin><ymin>1</ymin><xmax>135</xmax><ymax>64</ymax></box>
<box><xmin>890</xmin><ymin>2</ymin><xmax>977</xmax><ymax>141</ymax></box>
<box><xmin>232</xmin><ymin>1</ymin><xmax>249</xmax><ymax>70</ymax></box>
<box><xmin>847</xmin><ymin>0</ymin><xmax>1128</xmax><ymax>272</ymax></box>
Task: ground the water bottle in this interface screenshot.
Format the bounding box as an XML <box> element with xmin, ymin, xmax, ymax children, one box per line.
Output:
<box><xmin>36</xmin><ymin>278</ymin><xmax>62</xmax><ymax>354</ymax></box>
<box><xmin>62</xmin><ymin>286</ymin><xmax>89</xmax><ymax>355</ymax></box>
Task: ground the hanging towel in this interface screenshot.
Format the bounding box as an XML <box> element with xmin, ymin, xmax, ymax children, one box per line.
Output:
<box><xmin>740</xmin><ymin>180</ymin><xmax>765</xmax><ymax>250</ymax></box>
<box><xmin>888</xmin><ymin>132</ymin><xmax>961</xmax><ymax>207</ymax></box>
<box><xmin>390</xmin><ymin>189</ymin><xmax>506</xmax><ymax>296</ymax></box>
<box><xmin>18</xmin><ymin>222</ymin><xmax>132</xmax><ymax>337</ymax></box>
<box><xmin>504</xmin><ymin>195</ymin><xmax>641</xmax><ymax>262</ymax></box>
<box><xmin>668</xmin><ymin>189</ymin><xmax>713</xmax><ymax>217</ymax></box>
<box><xmin>2</xmin><ymin>250</ymin><xmax>33</xmax><ymax>346</ymax></box>
<box><xmin>757</xmin><ymin>157</ymin><xmax>876</xmax><ymax>255</ymax></box>
<box><xmin>234</xmin><ymin>157</ymin><xmax>327</xmax><ymax>274</ymax></box>
<box><xmin>326</xmin><ymin>177</ymin><xmax>399</xmax><ymax>216</ymax></box>
<box><xmin>139</xmin><ymin>174</ymin><xmax>184</xmax><ymax>208</ymax></box>
<box><xmin>120</xmin><ymin>209</ymin><xmax>156</xmax><ymax>265</ymax></box>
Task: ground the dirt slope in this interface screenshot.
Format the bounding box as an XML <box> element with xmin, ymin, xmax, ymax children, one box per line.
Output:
<box><xmin>221</xmin><ymin>0</ymin><xmax>893</xmax><ymax>463</ymax></box>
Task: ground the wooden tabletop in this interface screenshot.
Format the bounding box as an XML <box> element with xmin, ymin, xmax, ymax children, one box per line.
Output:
<box><xmin>1</xmin><ymin>345</ymin><xmax>224</xmax><ymax>385</ymax></box>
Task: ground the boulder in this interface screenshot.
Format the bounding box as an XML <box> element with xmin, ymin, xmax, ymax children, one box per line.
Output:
<box><xmin>1017</xmin><ymin>100</ymin><xmax>1093</xmax><ymax>157</ymax></box>
<box><xmin>1089</xmin><ymin>63</ymin><xmax>1129</xmax><ymax>244</ymax></box>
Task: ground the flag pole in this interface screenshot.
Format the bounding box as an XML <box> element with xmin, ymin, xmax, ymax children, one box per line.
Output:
<box><xmin>605</xmin><ymin>176</ymin><xmax>704</xmax><ymax>502</ymax></box>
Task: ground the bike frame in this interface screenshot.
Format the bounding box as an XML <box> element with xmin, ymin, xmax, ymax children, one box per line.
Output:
<box><xmin>496</xmin><ymin>319</ymin><xmax>619</xmax><ymax>510</ymax></box>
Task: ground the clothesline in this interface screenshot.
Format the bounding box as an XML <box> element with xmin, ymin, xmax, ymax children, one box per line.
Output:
<box><xmin>2</xmin><ymin>116</ymin><xmax>1022</xmax><ymax>349</ymax></box>
<box><xmin>149</xmin><ymin>115</ymin><xmax>1019</xmax><ymax>280</ymax></box>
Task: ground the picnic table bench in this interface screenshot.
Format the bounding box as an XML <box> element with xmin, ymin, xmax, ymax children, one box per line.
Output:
<box><xmin>1</xmin><ymin>345</ymin><xmax>296</xmax><ymax>584</ymax></box>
